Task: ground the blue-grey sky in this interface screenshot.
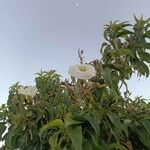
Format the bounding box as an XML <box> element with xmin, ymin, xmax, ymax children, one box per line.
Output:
<box><xmin>0</xmin><ymin>0</ymin><xmax>150</xmax><ymax>103</ymax></box>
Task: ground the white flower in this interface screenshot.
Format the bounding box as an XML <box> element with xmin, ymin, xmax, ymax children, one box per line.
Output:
<box><xmin>68</xmin><ymin>64</ymin><xmax>96</xmax><ymax>80</ymax></box>
<box><xmin>18</xmin><ymin>86</ymin><xmax>38</xmax><ymax>98</ymax></box>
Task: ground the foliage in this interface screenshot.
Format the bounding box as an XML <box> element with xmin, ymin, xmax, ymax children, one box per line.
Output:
<box><xmin>0</xmin><ymin>16</ymin><xmax>150</xmax><ymax>150</ymax></box>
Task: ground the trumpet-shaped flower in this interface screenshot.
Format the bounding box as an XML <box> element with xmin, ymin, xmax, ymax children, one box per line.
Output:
<box><xmin>18</xmin><ymin>86</ymin><xmax>38</xmax><ymax>98</ymax></box>
<box><xmin>68</xmin><ymin>64</ymin><xmax>96</xmax><ymax>80</ymax></box>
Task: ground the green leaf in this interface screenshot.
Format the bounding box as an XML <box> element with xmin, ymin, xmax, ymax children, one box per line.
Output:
<box><xmin>139</xmin><ymin>61</ymin><xmax>150</xmax><ymax>77</ymax></box>
<box><xmin>107</xmin><ymin>112</ymin><xmax>128</xmax><ymax>138</ymax></box>
<box><xmin>138</xmin><ymin>51</ymin><xmax>150</xmax><ymax>63</ymax></box>
<box><xmin>141</xmin><ymin>120</ymin><xmax>150</xmax><ymax>135</ymax></box>
<box><xmin>40</xmin><ymin>119</ymin><xmax>64</xmax><ymax>134</ymax></box>
<box><xmin>68</xmin><ymin>125</ymin><xmax>82</xmax><ymax>150</ymax></box>
<box><xmin>110</xmin><ymin>125</ymin><xmax>121</xmax><ymax>142</ymax></box>
<box><xmin>144</xmin><ymin>30</ymin><xmax>150</xmax><ymax>38</ymax></box>
<box><xmin>130</xmin><ymin>124</ymin><xmax>150</xmax><ymax>148</ymax></box>
<box><xmin>65</xmin><ymin>116</ymin><xmax>83</xmax><ymax>127</ymax></box>
<box><xmin>0</xmin><ymin>122</ymin><xmax>6</xmax><ymax>140</ymax></box>
<box><xmin>87</xmin><ymin>132</ymin><xmax>103</xmax><ymax>150</ymax></box>
<box><xmin>108</xmin><ymin>143</ymin><xmax>127</xmax><ymax>150</ymax></box>
<box><xmin>118</xmin><ymin>49</ymin><xmax>133</xmax><ymax>57</ymax></box>
<box><xmin>144</xmin><ymin>43</ymin><xmax>150</xmax><ymax>49</ymax></box>
<box><xmin>134</xmin><ymin>60</ymin><xmax>150</xmax><ymax>77</ymax></box>
<box><xmin>137</xmin><ymin>126</ymin><xmax>150</xmax><ymax>148</ymax></box>
<box><xmin>117</xmin><ymin>29</ymin><xmax>133</xmax><ymax>37</ymax></box>
<box><xmin>102</xmin><ymin>67</ymin><xmax>112</xmax><ymax>85</ymax></box>
<box><xmin>84</xmin><ymin>113</ymin><xmax>100</xmax><ymax>135</ymax></box>
<box><xmin>103</xmin><ymin>29</ymin><xmax>110</xmax><ymax>41</ymax></box>
<box><xmin>100</xmin><ymin>42</ymin><xmax>108</xmax><ymax>53</ymax></box>
<box><xmin>83</xmin><ymin>141</ymin><xmax>92</xmax><ymax>150</ymax></box>
<box><xmin>49</xmin><ymin>132</ymin><xmax>59</xmax><ymax>150</ymax></box>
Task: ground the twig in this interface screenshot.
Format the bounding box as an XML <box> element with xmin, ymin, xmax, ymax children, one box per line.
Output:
<box><xmin>78</xmin><ymin>48</ymin><xmax>85</xmax><ymax>64</ymax></box>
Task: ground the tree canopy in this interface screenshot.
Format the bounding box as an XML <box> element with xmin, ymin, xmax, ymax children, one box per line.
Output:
<box><xmin>0</xmin><ymin>16</ymin><xmax>150</xmax><ymax>150</ymax></box>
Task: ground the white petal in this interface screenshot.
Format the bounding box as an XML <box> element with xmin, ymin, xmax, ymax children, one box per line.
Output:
<box><xmin>68</xmin><ymin>64</ymin><xmax>96</xmax><ymax>80</ymax></box>
<box><xmin>18</xmin><ymin>86</ymin><xmax>38</xmax><ymax>98</ymax></box>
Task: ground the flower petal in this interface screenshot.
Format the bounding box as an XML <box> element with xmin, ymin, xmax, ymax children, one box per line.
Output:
<box><xmin>68</xmin><ymin>64</ymin><xmax>96</xmax><ymax>80</ymax></box>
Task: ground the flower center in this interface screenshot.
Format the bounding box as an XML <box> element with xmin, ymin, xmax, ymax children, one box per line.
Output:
<box><xmin>78</xmin><ymin>66</ymin><xmax>87</xmax><ymax>72</ymax></box>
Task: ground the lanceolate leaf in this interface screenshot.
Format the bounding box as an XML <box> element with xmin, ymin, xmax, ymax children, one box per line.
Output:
<box><xmin>133</xmin><ymin>60</ymin><xmax>150</xmax><ymax>77</ymax></box>
<box><xmin>107</xmin><ymin>112</ymin><xmax>128</xmax><ymax>138</ymax></box>
<box><xmin>65</xmin><ymin>115</ymin><xmax>83</xmax><ymax>127</ymax></box>
<box><xmin>102</xmin><ymin>67</ymin><xmax>112</xmax><ymax>85</ymax></box>
<box><xmin>110</xmin><ymin>125</ymin><xmax>121</xmax><ymax>142</ymax></box>
<box><xmin>100</xmin><ymin>42</ymin><xmax>108</xmax><ymax>53</ymax></box>
<box><xmin>84</xmin><ymin>113</ymin><xmax>100</xmax><ymax>135</ymax></box>
<box><xmin>137</xmin><ymin>127</ymin><xmax>150</xmax><ymax>148</ymax></box>
<box><xmin>117</xmin><ymin>29</ymin><xmax>133</xmax><ymax>37</ymax></box>
<box><xmin>138</xmin><ymin>51</ymin><xmax>150</xmax><ymax>63</ymax></box>
<box><xmin>140</xmin><ymin>120</ymin><xmax>150</xmax><ymax>135</ymax></box>
<box><xmin>68</xmin><ymin>125</ymin><xmax>82</xmax><ymax>150</ymax></box>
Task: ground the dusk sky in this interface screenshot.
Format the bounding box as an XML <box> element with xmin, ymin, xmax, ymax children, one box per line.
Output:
<box><xmin>0</xmin><ymin>0</ymin><xmax>150</xmax><ymax>103</ymax></box>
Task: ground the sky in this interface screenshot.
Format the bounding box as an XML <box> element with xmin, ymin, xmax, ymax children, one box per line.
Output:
<box><xmin>0</xmin><ymin>0</ymin><xmax>150</xmax><ymax>104</ymax></box>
